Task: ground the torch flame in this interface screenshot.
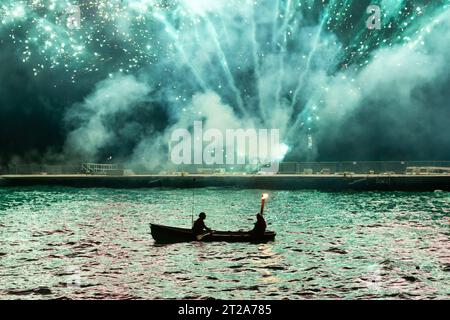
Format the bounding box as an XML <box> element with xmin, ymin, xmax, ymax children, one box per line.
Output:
<box><xmin>262</xmin><ymin>193</ymin><xmax>269</xmax><ymax>200</ymax></box>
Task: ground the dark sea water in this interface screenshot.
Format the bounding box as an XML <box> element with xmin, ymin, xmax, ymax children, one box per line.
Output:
<box><xmin>0</xmin><ymin>187</ymin><xmax>449</xmax><ymax>300</ymax></box>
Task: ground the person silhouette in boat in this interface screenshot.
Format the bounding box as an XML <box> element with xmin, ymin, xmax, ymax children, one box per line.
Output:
<box><xmin>251</xmin><ymin>213</ymin><xmax>267</xmax><ymax>236</ymax></box>
<box><xmin>192</xmin><ymin>212</ymin><xmax>212</xmax><ymax>236</ymax></box>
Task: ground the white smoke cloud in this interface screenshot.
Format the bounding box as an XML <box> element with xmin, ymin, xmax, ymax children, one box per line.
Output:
<box><xmin>64</xmin><ymin>74</ymin><xmax>152</xmax><ymax>159</ymax></box>
<box><xmin>129</xmin><ymin>90</ymin><xmax>255</xmax><ymax>170</ymax></box>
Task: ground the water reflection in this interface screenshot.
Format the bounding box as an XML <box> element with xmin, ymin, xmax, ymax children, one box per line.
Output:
<box><xmin>0</xmin><ymin>188</ymin><xmax>449</xmax><ymax>299</ymax></box>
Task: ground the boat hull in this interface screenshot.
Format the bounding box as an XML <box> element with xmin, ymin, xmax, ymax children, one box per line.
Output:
<box><xmin>150</xmin><ymin>224</ymin><xmax>276</xmax><ymax>244</ymax></box>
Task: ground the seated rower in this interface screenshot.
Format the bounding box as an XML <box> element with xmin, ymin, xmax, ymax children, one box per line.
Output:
<box><xmin>251</xmin><ymin>213</ymin><xmax>267</xmax><ymax>236</ymax></box>
<box><xmin>192</xmin><ymin>212</ymin><xmax>212</xmax><ymax>236</ymax></box>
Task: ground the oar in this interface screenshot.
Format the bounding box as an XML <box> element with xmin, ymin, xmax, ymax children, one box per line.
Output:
<box><xmin>196</xmin><ymin>231</ymin><xmax>213</xmax><ymax>241</ymax></box>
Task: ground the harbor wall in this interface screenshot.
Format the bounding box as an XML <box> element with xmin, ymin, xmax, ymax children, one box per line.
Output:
<box><xmin>1</xmin><ymin>174</ymin><xmax>449</xmax><ymax>191</ymax></box>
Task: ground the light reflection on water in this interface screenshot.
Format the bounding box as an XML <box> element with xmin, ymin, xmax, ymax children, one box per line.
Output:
<box><xmin>0</xmin><ymin>187</ymin><xmax>449</xmax><ymax>299</ymax></box>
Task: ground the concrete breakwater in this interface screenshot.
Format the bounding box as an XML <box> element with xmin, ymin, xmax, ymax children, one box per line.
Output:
<box><xmin>1</xmin><ymin>174</ymin><xmax>449</xmax><ymax>191</ymax></box>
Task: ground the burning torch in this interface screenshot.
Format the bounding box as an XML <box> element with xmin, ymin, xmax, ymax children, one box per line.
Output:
<box><xmin>260</xmin><ymin>193</ymin><xmax>269</xmax><ymax>215</ymax></box>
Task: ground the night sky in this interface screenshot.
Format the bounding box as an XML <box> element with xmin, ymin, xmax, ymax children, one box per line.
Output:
<box><xmin>0</xmin><ymin>0</ymin><xmax>449</xmax><ymax>167</ymax></box>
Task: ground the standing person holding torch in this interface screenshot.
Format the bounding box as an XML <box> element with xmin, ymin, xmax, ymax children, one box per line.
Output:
<box><xmin>251</xmin><ymin>193</ymin><xmax>268</xmax><ymax>236</ymax></box>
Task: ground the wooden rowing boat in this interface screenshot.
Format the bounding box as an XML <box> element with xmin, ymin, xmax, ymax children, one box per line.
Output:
<box><xmin>150</xmin><ymin>223</ymin><xmax>276</xmax><ymax>244</ymax></box>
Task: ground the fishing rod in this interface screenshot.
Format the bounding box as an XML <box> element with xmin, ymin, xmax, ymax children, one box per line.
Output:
<box><xmin>191</xmin><ymin>178</ymin><xmax>196</xmax><ymax>226</ymax></box>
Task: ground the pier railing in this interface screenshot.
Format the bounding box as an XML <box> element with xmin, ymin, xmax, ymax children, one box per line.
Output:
<box><xmin>278</xmin><ymin>161</ymin><xmax>450</xmax><ymax>174</ymax></box>
<box><xmin>1</xmin><ymin>161</ymin><xmax>450</xmax><ymax>175</ymax></box>
<box><xmin>0</xmin><ymin>164</ymin><xmax>83</xmax><ymax>175</ymax></box>
<box><xmin>0</xmin><ymin>163</ymin><xmax>124</xmax><ymax>175</ymax></box>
